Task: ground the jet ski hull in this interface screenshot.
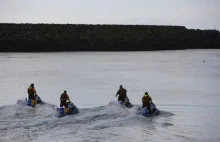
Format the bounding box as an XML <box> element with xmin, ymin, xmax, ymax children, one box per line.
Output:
<box><xmin>57</xmin><ymin>102</ymin><xmax>79</xmax><ymax>117</ymax></box>
<box><xmin>137</xmin><ymin>103</ymin><xmax>159</xmax><ymax>117</ymax></box>
<box><xmin>26</xmin><ymin>95</ymin><xmax>43</xmax><ymax>107</ymax></box>
<box><xmin>119</xmin><ymin>98</ymin><xmax>133</xmax><ymax>108</ymax></box>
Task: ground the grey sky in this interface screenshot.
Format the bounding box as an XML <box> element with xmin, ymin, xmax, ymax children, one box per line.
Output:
<box><xmin>0</xmin><ymin>0</ymin><xmax>219</xmax><ymax>30</ymax></box>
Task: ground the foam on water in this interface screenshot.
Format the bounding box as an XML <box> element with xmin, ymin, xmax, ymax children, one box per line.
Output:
<box><xmin>0</xmin><ymin>100</ymin><xmax>175</xmax><ymax>142</ymax></box>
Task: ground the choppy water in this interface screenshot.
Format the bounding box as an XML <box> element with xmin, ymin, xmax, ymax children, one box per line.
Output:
<box><xmin>0</xmin><ymin>50</ymin><xmax>220</xmax><ymax>142</ymax></box>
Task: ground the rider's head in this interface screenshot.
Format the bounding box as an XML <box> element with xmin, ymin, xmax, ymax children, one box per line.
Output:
<box><xmin>31</xmin><ymin>83</ymin><xmax>34</xmax><ymax>87</ymax></box>
<box><xmin>145</xmin><ymin>92</ymin><xmax>148</xmax><ymax>95</ymax></box>
<box><xmin>120</xmin><ymin>85</ymin><xmax>123</xmax><ymax>89</ymax></box>
<box><xmin>64</xmin><ymin>90</ymin><xmax>67</xmax><ymax>93</ymax></box>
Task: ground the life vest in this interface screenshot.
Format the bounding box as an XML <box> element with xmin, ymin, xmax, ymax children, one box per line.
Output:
<box><xmin>60</xmin><ymin>93</ymin><xmax>69</xmax><ymax>101</ymax></box>
<box><xmin>142</xmin><ymin>94</ymin><xmax>152</xmax><ymax>104</ymax></box>
<box><xmin>28</xmin><ymin>87</ymin><xmax>36</xmax><ymax>95</ymax></box>
<box><xmin>118</xmin><ymin>88</ymin><xmax>127</xmax><ymax>98</ymax></box>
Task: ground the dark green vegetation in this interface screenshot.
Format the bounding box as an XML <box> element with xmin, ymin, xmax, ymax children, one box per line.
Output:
<box><xmin>0</xmin><ymin>23</ymin><xmax>219</xmax><ymax>52</ymax></box>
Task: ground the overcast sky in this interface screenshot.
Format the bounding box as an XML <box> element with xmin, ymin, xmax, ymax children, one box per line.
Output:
<box><xmin>0</xmin><ymin>0</ymin><xmax>219</xmax><ymax>30</ymax></box>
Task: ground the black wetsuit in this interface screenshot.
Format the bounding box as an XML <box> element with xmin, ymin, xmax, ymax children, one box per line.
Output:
<box><xmin>116</xmin><ymin>88</ymin><xmax>127</xmax><ymax>102</ymax></box>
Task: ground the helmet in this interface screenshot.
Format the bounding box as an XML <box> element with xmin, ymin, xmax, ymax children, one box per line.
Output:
<box><xmin>31</xmin><ymin>83</ymin><xmax>34</xmax><ymax>87</ymax></box>
<box><xmin>145</xmin><ymin>92</ymin><xmax>148</xmax><ymax>95</ymax></box>
<box><xmin>64</xmin><ymin>90</ymin><xmax>67</xmax><ymax>93</ymax></box>
<box><xmin>120</xmin><ymin>85</ymin><xmax>123</xmax><ymax>88</ymax></box>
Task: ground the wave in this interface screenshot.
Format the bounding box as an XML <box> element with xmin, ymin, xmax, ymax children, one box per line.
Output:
<box><xmin>0</xmin><ymin>100</ymin><xmax>174</xmax><ymax>142</ymax></box>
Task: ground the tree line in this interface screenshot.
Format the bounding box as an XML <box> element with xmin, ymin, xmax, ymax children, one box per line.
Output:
<box><xmin>0</xmin><ymin>23</ymin><xmax>219</xmax><ymax>52</ymax></box>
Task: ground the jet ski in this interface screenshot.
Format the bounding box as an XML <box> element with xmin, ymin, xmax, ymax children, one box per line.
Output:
<box><xmin>137</xmin><ymin>103</ymin><xmax>159</xmax><ymax>117</ymax></box>
<box><xmin>56</xmin><ymin>102</ymin><xmax>79</xmax><ymax>117</ymax></box>
<box><xmin>119</xmin><ymin>97</ymin><xmax>133</xmax><ymax>108</ymax></box>
<box><xmin>26</xmin><ymin>95</ymin><xmax>44</xmax><ymax>107</ymax></box>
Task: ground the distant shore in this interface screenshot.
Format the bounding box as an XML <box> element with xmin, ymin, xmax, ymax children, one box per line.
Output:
<box><xmin>0</xmin><ymin>23</ymin><xmax>219</xmax><ymax>52</ymax></box>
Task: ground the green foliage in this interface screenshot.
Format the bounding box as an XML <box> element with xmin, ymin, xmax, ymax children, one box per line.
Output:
<box><xmin>0</xmin><ymin>23</ymin><xmax>219</xmax><ymax>51</ymax></box>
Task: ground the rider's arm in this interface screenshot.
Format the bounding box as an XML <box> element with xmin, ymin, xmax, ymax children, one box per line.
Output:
<box><xmin>116</xmin><ymin>90</ymin><xmax>119</xmax><ymax>97</ymax></box>
<box><xmin>67</xmin><ymin>94</ymin><xmax>70</xmax><ymax>102</ymax></box>
<box><xmin>33</xmin><ymin>88</ymin><xmax>37</xmax><ymax>95</ymax></box>
<box><xmin>149</xmin><ymin>95</ymin><xmax>152</xmax><ymax>102</ymax></box>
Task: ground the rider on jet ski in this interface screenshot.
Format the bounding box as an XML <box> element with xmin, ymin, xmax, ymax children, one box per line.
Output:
<box><xmin>60</xmin><ymin>90</ymin><xmax>71</xmax><ymax>108</ymax></box>
<box><xmin>58</xmin><ymin>90</ymin><xmax>79</xmax><ymax>116</ymax></box>
<box><xmin>27</xmin><ymin>83</ymin><xmax>37</xmax><ymax>105</ymax></box>
<box><xmin>142</xmin><ymin>92</ymin><xmax>153</xmax><ymax>114</ymax></box>
<box><xmin>116</xmin><ymin>85</ymin><xmax>127</xmax><ymax>103</ymax></box>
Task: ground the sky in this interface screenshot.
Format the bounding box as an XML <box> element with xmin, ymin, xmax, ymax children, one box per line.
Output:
<box><xmin>0</xmin><ymin>0</ymin><xmax>219</xmax><ymax>30</ymax></box>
